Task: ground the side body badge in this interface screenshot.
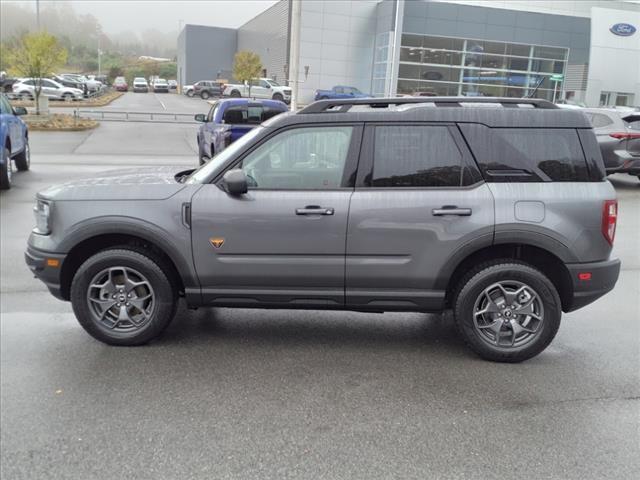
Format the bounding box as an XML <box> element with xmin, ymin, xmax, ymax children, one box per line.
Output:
<box><xmin>210</xmin><ymin>237</ymin><xmax>225</xmax><ymax>249</ymax></box>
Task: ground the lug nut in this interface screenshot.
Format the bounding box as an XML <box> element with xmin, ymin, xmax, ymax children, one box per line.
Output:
<box><xmin>125</xmin><ymin>302</ymin><xmax>130</xmax><ymax>306</ymax></box>
<box><xmin>116</xmin><ymin>303</ymin><xmax>121</xmax><ymax>307</ymax></box>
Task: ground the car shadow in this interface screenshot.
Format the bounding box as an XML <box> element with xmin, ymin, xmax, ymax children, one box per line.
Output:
<box><xmin>156</xmin><ymin>303</ymin><xmax>470</xmax><ymax>357</ymax></box>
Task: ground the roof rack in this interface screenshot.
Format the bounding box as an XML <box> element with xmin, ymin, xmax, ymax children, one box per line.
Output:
<box><xmin>298</xmin><ymin>96</ymin><xmax>559</xmax><ymax>114</ymax></box>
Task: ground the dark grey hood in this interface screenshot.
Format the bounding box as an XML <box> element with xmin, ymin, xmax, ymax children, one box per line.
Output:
<box><xmin>38</xmin><ymin>166</ymin><xmax>189</xmax><ymax>201</ymax></box>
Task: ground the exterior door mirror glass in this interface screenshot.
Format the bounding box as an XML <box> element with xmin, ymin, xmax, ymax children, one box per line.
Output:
<box><xmin>194</xmin><ymin>113</ymin><xmax>206</xmax><ymax>122</ymax></box>
<box><xmin>14</xmin><ymin>106</ymin><xmax>28</xmax><ymax>116</ymax></box>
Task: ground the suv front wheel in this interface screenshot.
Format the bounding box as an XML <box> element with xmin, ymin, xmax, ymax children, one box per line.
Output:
<box><xmin>70</xmin><ymin>248</ymin><xmax>178</xmax><ymax>345</ymax></box>
<box><xmin>453</xmin><ymin>261</ymin><xmax>561</xmax><ymax>362</ymax></box>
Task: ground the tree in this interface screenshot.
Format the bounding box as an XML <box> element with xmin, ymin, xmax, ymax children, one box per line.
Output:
<box><xmin>233</xmin><ymin>51</ymin><xmax>262</xmax><ymax>98</ymax></box>
<box><xmin>8</xmin><ymin>32</ymin><xmax>67</xmax><ymax>114</ymax></box>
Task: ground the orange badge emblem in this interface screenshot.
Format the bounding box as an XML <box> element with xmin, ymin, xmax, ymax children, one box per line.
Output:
<box><xmin>210</xmin><ymin>237</ymin><xmax>225</xmax><ymax>249</ymax></box>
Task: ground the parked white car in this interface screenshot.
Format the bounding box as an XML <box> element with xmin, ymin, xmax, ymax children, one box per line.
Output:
<box><xmin>12</xmin><ymin>78</ymin><xmax>83</xmax><ymax>101</ymax></box>
<box><xmin>223</xmin><ymin>77</ymin><xmax>291</xmax><ymax>104</ymax></box>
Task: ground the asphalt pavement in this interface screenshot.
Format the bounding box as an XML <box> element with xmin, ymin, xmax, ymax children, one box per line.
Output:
<box><xmin>1</xmin><ymin>93</ymin><xmax>639</xmax><ymax>479</ymax></box>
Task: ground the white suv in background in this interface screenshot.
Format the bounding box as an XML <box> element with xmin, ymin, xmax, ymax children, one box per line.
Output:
<box><xmin>223</xmin><ymin>78</ymin><xmax>291</xmax><ymax>104</ymax></box>
<box><xmin>12</xmin><ymin>78</ymin><xmax>83</xmax><ymax>101</ymax></box>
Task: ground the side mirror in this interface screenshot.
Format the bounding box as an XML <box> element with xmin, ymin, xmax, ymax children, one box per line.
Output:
<box><xmin>13</xmin><ymin>106</ymin><xmax>28</xmax><ymax>116</ymax></box>
<box><xmin>194</xmin><ymin>113</ymin><xmax>206</xmax><ymax>122</ymax></box>
<box><xmin>265</xmin><ymin>84</ymin><xmax>271</xmax><ymax>89</ymax></box>
<box><xmin>222</xmin><ymin>169</ymin><xmax>248</xmax><ymax>195</ymax></box>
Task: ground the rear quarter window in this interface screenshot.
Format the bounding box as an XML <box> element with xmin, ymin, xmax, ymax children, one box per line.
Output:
<box><xmin>459</xmin><ymin>124</ymin><xmax>591</xmax><ymax>182</ymax></box>
<box><xmin>585</xmin><ymin>112</ymin><xmax>614</xmax><ymax>129</ymax></box>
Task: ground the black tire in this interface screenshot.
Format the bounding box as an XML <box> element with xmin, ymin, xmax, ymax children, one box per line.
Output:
<box><xmin>272</xmin><ymin>93</ymin><xmax>284</xmax><ymax>102</ymax></box>
<box><xmin>230</xmin><ymin>90</ymin><xmax>241</xmax><ymax>98</ymax></box>
<box><xmin>70</xmin><ymin>248</ymin><xmax>178</xmax><ymax>346</ymax></box>
<box><xmin>200</xmin><ymin>90</ymin><xmax>210</xmax><ymax>100</ymax></box>
<box><xmin>14</xmin><ymin>139</ymin><xmax>30</xmax><ymax>171</ymax></box>
<box><xmin>0</xmin><ymin>147</ymin><xmax>11</xmax><ymax>190</ymax></box>
<box><xmin>452</xmin><ymin>260</ymin><xmax>561</xmax><ymax>363</ymax></box>
<box><xmin>62</xmin><ymin>93</ymin><xmax>74</xmax><ymax>102</ymax></box>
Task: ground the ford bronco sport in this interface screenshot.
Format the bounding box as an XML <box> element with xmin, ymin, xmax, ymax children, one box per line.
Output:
<box><xmin>25</xmin><ymin>97</ymin><xmax>621</xmax><ymax>362</ymax></box>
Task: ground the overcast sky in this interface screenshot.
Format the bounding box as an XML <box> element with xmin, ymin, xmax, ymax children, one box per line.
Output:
<box><xmin>12</xmin><ymin>0</ymin><xmax>279</xmax><ymax>34</ymax></box>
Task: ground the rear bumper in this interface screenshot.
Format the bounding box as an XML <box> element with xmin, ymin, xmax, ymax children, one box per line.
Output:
<box><xmin>564</xmin><ymin>258</ymin><xmax>621</xmax><ymax>312</ymax></box>
<box><xmin>24</xmin><ymin>245</ymin><xmax>67</xmax><ymax>301</ymax></box>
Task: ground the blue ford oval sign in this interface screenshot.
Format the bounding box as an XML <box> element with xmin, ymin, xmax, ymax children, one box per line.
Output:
<box><xmin>610</xmin><ymin>23</ymin><xmax>636</xmax><ymax>36</ymax></box>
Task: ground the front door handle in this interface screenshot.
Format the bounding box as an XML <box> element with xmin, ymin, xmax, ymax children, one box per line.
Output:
<box><xmin>432</xmin><ymin>206</ymin><xmax>472</xmax><ymax>216</ymax></box>
<box><xmin>296</xmin><ymin>206</ymin><xmax>334</xmax><ymax>216</ymax></box>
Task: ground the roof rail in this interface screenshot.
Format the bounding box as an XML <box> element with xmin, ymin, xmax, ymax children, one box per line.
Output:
<box><xmin>298</xmin><ymin>96</ymin><xmax>559</xmax><ymax>114</ymax></box>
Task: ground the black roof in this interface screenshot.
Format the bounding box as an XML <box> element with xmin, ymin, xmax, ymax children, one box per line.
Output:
<box><xmin>267</xmin><ymin>97</ymin><xmax>592</xmax><ymax>129</ymax></box>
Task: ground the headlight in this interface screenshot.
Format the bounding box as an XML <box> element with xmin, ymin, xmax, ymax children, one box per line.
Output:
<box><xmin>33</xmin><ymin>199</ymin><xmax>51</xmax><ymax>235</ymax></box>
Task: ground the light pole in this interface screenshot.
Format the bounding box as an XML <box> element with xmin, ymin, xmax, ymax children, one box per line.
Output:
<box><xmin>98</xmin><ymin>35</ymin><xmax>102</xmax><ymax>76</ymax></box>
<box><xmin>289</xmin><ymin>0</ymin><xmax>301</xmax><ymax>110</ymax></box>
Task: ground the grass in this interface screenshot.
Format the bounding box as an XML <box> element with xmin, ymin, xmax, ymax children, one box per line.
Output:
<box><xmin>22</xmin><ymin>113</ymin><xmax>98</xmax><ymax>131</ymax></box>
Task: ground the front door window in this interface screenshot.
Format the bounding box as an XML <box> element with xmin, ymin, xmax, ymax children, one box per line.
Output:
<box><xmin>238</xmin><ymin>126</ymin><xmax>354</xmax><ymax>190</ymax></box>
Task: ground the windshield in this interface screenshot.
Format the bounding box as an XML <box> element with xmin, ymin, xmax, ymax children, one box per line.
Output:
<box><xmin>185</xmin><ymin>126</ymin><xmax>265</xmax><ymax>184</ymax></box>
<box><xmin>266</xmin><ymin>79</ymin><xmax>281</xmax><ymax>87</ymax></box>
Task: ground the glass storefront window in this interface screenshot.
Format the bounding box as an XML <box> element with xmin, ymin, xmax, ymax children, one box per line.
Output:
<box><xmin>396</xmin><ymin>33</ymin><xmax>568</xmax><ymax>100</ymax></box>
<box><xmin>400</xmin><ymin>47</ymin><xmax>463</xmax><ymax>66</ymax></box>
<box><xmin>533</xmin><ymin>46</ymin><xmax>567</xmax><ymax>60</ymax></box>
<box><xmin>399</xmin><ymin>64</ymin><xmax>461</xmax><ymax>82</ymax></box>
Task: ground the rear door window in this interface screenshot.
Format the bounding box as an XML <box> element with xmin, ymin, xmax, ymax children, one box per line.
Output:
<box><xmin>459</xmin><ymin>124</ymin><xmax>590</xmax><ymax>182</ymax></box>
<box><xmin>371</xmin><ymin>125</ymin><xmax>464</xmax><ymax>187</ymax></box>
<box><xmin>223</xmin><ymin>105</ymin><xmax>283</xmax><ymax>124</ymax></box>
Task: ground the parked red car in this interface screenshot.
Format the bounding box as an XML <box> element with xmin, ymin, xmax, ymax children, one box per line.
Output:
<box><xmin>113</xmin><ymin>76</ymin><xmax>128</xmax><ymax>92</ymax></box>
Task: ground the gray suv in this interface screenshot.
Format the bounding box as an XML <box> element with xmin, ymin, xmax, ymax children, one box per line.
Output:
<box><xmin>25</xmin><ymin>97</ymin><xmax>621</xmax><ymax>362</ymax></box>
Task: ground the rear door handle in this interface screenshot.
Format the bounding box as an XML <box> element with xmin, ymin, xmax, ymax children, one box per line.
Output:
<box><xmin>432</xmin><ymin>206</ymin><xmax>472</xmax><ymax>216</ymax></box>
<box><xmin>296</xmin><ymin>206</ymin><xmax>334</xmax><ymax>216</ymax></box>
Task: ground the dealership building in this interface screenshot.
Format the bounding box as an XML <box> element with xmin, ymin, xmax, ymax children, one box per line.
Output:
<box><xmin>177</xmin><ymin>0</ymin><xmax>640</xmax><ymax>106</ymax></box>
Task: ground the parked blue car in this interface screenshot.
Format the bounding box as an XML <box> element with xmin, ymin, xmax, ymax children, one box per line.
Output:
<box><xmin>195</xmin><ymin>98</ymin><xmax>288</xmax><ymax>165</ymax></box>
<box><xmin>1</xmin><ymin>93</ymin><xmax>30</xmax><ymax>190</ymax></box>
<box><xmin>314</xmin><ymin>85</ymin><xmax>370</xmax><ymax>101</ymax></box>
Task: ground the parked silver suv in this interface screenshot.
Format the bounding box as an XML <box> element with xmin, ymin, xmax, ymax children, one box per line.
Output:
<box><xmin>25</xmin><ymin>97</ymin><xmax>621</xmax><ymax>362</ymax></box>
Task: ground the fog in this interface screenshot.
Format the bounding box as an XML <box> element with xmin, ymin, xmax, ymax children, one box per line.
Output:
<box><xmin>1</xmin><ymin>0</ymin><xmax>278</xmax><ymax>56</ymax></box>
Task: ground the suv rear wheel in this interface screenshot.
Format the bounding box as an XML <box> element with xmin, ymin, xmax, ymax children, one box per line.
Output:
<box><xmin>453</xmin><ymin>261</ymin><xmax>561</xmax><ymax>362</ymax></box>
<box><xmin>70</xmin><ymin>248</ymin><xmax>178</xmax><ymax>345</ymax></box>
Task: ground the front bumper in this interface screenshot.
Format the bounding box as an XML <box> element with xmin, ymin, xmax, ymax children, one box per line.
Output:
<box><xmin>25</xmin><ymin>245</ymin><xmax>67</xmax><ymax>301</ymax></box>
<box><xmin>564</xmin><ymin>258</ymin><xmax>621</xmax><ymax>312</ymax></box>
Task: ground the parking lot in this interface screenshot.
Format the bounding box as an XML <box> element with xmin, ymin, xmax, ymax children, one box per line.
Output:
<box><xmin>1</xmin><ymin>92</ymin><xmax>639</xmax><ymax>479</ymax></box>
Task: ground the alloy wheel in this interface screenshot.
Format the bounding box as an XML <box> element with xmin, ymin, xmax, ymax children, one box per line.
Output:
<box><xmin>472</xmin><ymin>281</ymin><xmax>544</xmax><ymax>349</ymax></box>
<box><xmin>86</xmin><ymin>266</ymin><xmax>155</xmax><ymax>333</ymax></box>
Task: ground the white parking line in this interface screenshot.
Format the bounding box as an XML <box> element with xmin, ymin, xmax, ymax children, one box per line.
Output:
<box><xmin>156</xmin><ymin>95</ymin><xmax>167</xmax><ymax>110</ymax></box>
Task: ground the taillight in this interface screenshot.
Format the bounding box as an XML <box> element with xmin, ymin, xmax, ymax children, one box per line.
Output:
<box><xmin>609</xmin><ymin>132</ymin><xmax>640</xmax><ymax>139</ymax></box>
<box><xmin>602</xmin><ymin>200</ymin><xmax>618</xmax><ymax>245</ymax></box>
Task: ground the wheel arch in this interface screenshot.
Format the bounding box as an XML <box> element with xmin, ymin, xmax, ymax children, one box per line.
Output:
<box><xmin>59</xmin><ymin>227</ymin><xmax>195</xmax><ymax>301</ymax></box>
<box><xmin>442</xmin><ymin>241</ymin><xmax>575</xmax><ymax>312</ymax></box>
